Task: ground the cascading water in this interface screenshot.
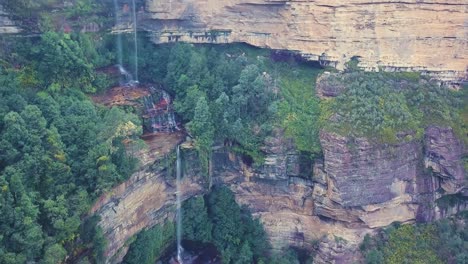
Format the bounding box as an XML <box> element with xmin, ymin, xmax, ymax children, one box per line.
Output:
<box><xmin>142</xmin><ymin>89</ymin><xmax>179</xmax><ymax>134</ymax></box>
<box><xmin>113</xmin><ymin>0</ymin><xmax>123</xmax><ymax>67</ymax></box>
<box><xmin>162</xmin><ymin>90</ymin><xmax>179</xmax><ymax>132</ymax></box>
<box><xmin>118</xmin><ymin>64</ymin><xmax>134</xmax><ymax>85</ymax></box>
<box><xmin>131</xmin><ymin>0</ymin><xmax>139</xmax><ymax>82</ymax></box>
<box><xmin>176</xmin><ymin>145</ymin><xmax>183</xmax><ymax>263</ymax></box>
<box><xmin>113</xmin><ymin>0</ymin><xmax>138</xmax><ymax>86</ymax></box>
<box><xmin>113</xmin><ymin>0</ymin><xmax>135</xmax><ymax>86</ymax></box>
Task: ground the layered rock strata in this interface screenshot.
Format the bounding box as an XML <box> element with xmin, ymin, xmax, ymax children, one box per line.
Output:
<box><xmin>90</xmin><ymin>82</ymin><xmax>467</xmax><ymax>263</ymax></box>
<box><xmin>315</xmin><ymin>130</ymin><xmax>422</xmax><ymax>225</ymax></box>
<box><xmin>424</xmin><ymin>126</ymin><xmax>466</xmax><ymax>195</ymax></box>
<box><xmin>93</xmin><ymin>127</ymin><xmax>467</xmax><ymax>263</ymax></box>
<box><xmin>89</xmin><ymin>147</ymin><xmax>196</xmax><ymax>263</ymax></box>
<box><xmin>91</xmin><ymin>80</ymin><xmax>467</xmax><ymax>263</ymax></box>
<box><xmin>0</xmin><ymin>6</ymin><xmax>20</xmax><ymax>34</ymax></box>
<box><xmin>142</xmin><ymin>0</ymin><xmax>468</xmax><ymax>83</ymax></box>
<box><xmin>92</xmin><ymin>124</ymin><xmax>466</xmax><ymax>263</ymax></box>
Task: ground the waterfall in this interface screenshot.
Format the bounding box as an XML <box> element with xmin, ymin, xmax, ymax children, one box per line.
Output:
<box><xmin>143</xmin><ymin>96</ymin><xmax>156</xmax><ymax>133</ymax></box>
<box><xmin>114</xmin><ymin>0</ymin><xmax>136</xmax><ymax>86</ymax></box>
<box><xmin>131</xmin><ymin>0</ymin><xmax>139</xmax><ymax>82</ymax></box>
<box><xmin>167</xmin><ymin>112</ymin><xmax>178</xmax><ymax>132</ymax></box>
<box><xmin>176</xmin><ymin>145</ymin><xmax>183</xmax><ymax>263</ymax></box>
<box><xmin>162</xmin><ymin>90</ymin><xmax>179</xmax><ymax>131</ymax></box>
<box><xmin>142</xmin><ymin>91</ymin><xmax>179</xmax><ymax>134</ymax></box>
<box><xmin>162</xmin><ymin>90</ymin><xmax>171</xmax><ymax>110</ymax></box>
<box><xmin>118</xmin><ymin>64</ymin><xmax>133</xmax><ymax>84</ymax></box>
<box><xmin>113</xmin><ymin>0</ymin><xmax>123</xmax><ymax>67</ymax></box>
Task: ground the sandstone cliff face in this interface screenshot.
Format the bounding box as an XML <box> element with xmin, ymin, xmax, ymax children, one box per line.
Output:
<box><xmin>424</xmin><ymin>126</ymin><xmax>466</xmax><ymax>195</ymax></box>
<box><xmin>142</xmin><ymin>0</ymin><xmax>468</xmax><ymax>82</ymax></box>
<box><xmin>313</xmin><ymin>131</ymin><xmax>422</xmax><ymax>229</ymax></box>
<box><xmin>91</xmin><ymin>83</ymin><xmax>467</xmax><ymax>263</ymax></box>
<box><xmin>90</xmin><ymin>145</ymin><xmax>203</xmax><ymax>263</ymax></box>
<box><xmin>93</xmin><ymin>128</ymin><xmax>466</xmax><ymax>263</ymax></box>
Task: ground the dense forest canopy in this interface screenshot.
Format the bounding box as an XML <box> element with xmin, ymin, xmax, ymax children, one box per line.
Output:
<box><xmin>0</xmin><ymin>26</ymin><xmax>323</xmax><ymax>263</ymax></box>
<box><xmin>0</xmin><ymin>0</ymin><xmax>467</xmax><ymax>263</ymax></box>
<box><xmin>0</xmin><ymin>33</ymin><xmax>141</xmax><ymax>263</ymax></box>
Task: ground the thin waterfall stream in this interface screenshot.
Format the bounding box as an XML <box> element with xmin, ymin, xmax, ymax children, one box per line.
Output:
<box><xmin>113</xmin><ymin>0</ymin><xmax>123</xmax><ymax>67</ymax></box>
<box><xmin>176</xmin><ymin>145</ymin><xmax>183</xmax><ymax>263</ymax></box>
<box><xmin>131</xmin><ymin>0</ymin><xmax>139</xmax><ymax>82</ymax></box>
<box><xmin>113</xmin><ymin>0</ymin><xmax>137</xmax><ymax>86</ymax></box>
<box><xmin>142</xmin><ymin>89</ymin><xmax>179</xmax><ymax>134</ymax></box>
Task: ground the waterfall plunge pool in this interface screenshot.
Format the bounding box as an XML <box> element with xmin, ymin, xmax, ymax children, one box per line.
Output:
<box><xmin>159</xmin><ymin>240</ymin><xmax>221</xmax><ymax>264</ymax></box>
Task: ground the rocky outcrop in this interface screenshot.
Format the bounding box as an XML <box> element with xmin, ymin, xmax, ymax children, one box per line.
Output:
<box><xmin>91</xmin><ymin>83</ymin><xmax>467</xmax><ymax>264</ymax></box>
<box><xmin>316</xmin><ymin>72</ymin><xmax>347</xmax><ymax>99</ymax></box>
<box><xmin>0</xmin><ymin>6</ymin><xmax>20</xmax><ymax>34</ymax></box>
<box><xmin>252</xmin><ymin>128</ymin><xmax>312</xmax><ymax>181</ymax></box>
<box><xmin>417</xmin><ymin>126</ymin><xmax>468</xmax><ymax>221</ymax></box>
<box><xmin>93</xmin><ymin>126</ymin><xmax>467</xmax><ymax>263</ymax></box>
<box><xmin>424</xmin><ymin>126</ymin><xmax>466</xmax><ymax>194</ymax></box>
<box><xmin>141</xmin><ymin>0</ymin><xmax>468</xmax><ymax>83</ymax></box>
<box><xmin>313</xmin><ymin>131</ymin><xmax>421</xmax><ymax>228</ymax></box>
<box><xmin>91</xmin><ymin>143</ymin><xmax>245</xmax><ymax>263</ymax></box>
<box><xmin>308</xmin><ymin>127</ymin><xmax>467</xmax><ymax>262</ymax></box>
<box><xmin>89</xmin><ymin>145</ymin><xmax>206</xmax><ymax>263</ymax></box>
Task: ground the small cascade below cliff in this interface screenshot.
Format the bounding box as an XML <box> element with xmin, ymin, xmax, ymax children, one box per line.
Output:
<box><xmin>142</xmin><ymin>88</ymin><xmax>179</xmax><ymax>134</ymax></box>
<box><xmin>117</xmin><ymin>64</ymin><xmax>135</xmax><ymax>86</ymax></box>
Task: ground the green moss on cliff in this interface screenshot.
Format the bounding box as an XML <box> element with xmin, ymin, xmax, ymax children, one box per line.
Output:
<box><xmin>360</xmin><ymin>213</ymin><xmax>468</xmax><ymax>264</ymax></box>
<box><xmin>322</xmin><ymin>72</ymin><xmax>466</xmax><ymax>144</ymax></box>
<box><xmin>276</xmin><ymin>63</ymin><xmax>323</xmax><ymax>156</ymax></box>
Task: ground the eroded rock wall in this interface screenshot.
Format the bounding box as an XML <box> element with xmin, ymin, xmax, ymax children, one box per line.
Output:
<box><xmin>142</xmin><ymin>0</ymin><xmax>468</xmax><ymax>82</ymax></box>
<box><xmin>93</xmin><ymin>129</ymin><xmax>466</xmax><ymax>263</ymax></box>
<box><xmin>0</xmin><ymin>6</ymin><xmax>20</xmax><ymax>34</ymax></box>
<box><xmin>313</xmin><ymin>131</ymin><xmax>422</xmax><ymax>228</ymax></box>
<box><xmin>89</xmin><ymin>151</ymin><xmax>206</xmax><ymax>263</ymax></box>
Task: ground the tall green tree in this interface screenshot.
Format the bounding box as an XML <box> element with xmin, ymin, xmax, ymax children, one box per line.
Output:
<box><xmin>188</xmin><ymin>96</ymin><xmax>214</xmax><ymax>175</ymax></box>
<box><xmin>182</xmin><ymin>196</ymin><xmax>212</xmax><ymax>242</ymax></box>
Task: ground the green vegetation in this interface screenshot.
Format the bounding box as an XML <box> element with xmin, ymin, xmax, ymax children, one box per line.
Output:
<box><xmin>80</xmin><ymin>215</ymin><xmax>108</xmax><ymax>263</ymax></box>
<box><xmin>162</xmin><ymin>43</ymin><xmax>277</xmax><ymax>165</ymax></box>
<box><xmin>459</xmin><ymin>84</ymin><xmax>468</xmax><ymax>146</ymax></box>
<box><xmin>1</xmin><ymin>3</ymin><xmax>466</xmax><ymax>262</ymax></box>
<box><xmin>122</xmin><ymin>222</ymin><xmax>175</xmax><ymax>264</ymax></box>
<box><xmin>182</xmin><ymin>187</ymin><xmax>270</xmax><ymax>263</ymax></box>
<box><xmin>123</xmin><ymin>187</ymin><xmax>311</xmax><ymax>263</ymax></box>
<box><xmin>181</xmin><ymin>196</ymin><xmax>212</xmax><ymax>243</ymax></box>
<box><xmin>187</xmin><ymin>96</ymin><xmax>214</xmax><ymax>176</ymax></box>
<box><xmin>0</xmin><ymin>30</ymin><xmax>141</xmax><ymax>263</ymax></box>
<box><xmin>277</xmin><ymin>65</ymin><xmax>322</xmax><ymax>155</ymax></box>
<box><xmin>130</xmin><ymin>41</ymin><xmax>324</xmax><ymax>163</ymax></box>
<box><xmin>3</xmin><ymin>0</ymin><xmax>113</xmax><ymax>32</ymax></box>
<box><xmin>323</xmin><ymin>72</ymin><xmax>466</xmax><ymax>143</ymax></box>
<box><xmin>0</xmin><ymin>26</ymin><xmax>323</xmax><ymax>263</ymax></box>
<box><xmin>360</xmin><ymin>213</ymin><xmax>468</xmax><ymax>264</ymax></box>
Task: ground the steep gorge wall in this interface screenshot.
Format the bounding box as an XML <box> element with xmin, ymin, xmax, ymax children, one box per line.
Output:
<box><xmin>92</xmin><ymin>124</ymin><xmax>467</xmax><ymax>263</ymax></box>
<box><xmin>2</xmin><ymin>1</ymin><xmax>466</xmax><ymax>81</ymax></box>
<box><xmin>142</xmin><ymin>0</ymin><xmax>468</xmax><ymax>82</ymax></box>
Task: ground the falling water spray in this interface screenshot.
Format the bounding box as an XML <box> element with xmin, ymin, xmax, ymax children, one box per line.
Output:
<box><xmin>131</xmin><ymin>0</ymin><xmax>139</xmax><ymax>82</ymax></box>
<box><xmin>176</xmin><ymin>145</ymin><xmax>183</xmax><ymax>263</ymax></box>
<box><xmin>113</xmin><ymin>0</ymin><xmax>123</xmax><ymax>67</ymax></box>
